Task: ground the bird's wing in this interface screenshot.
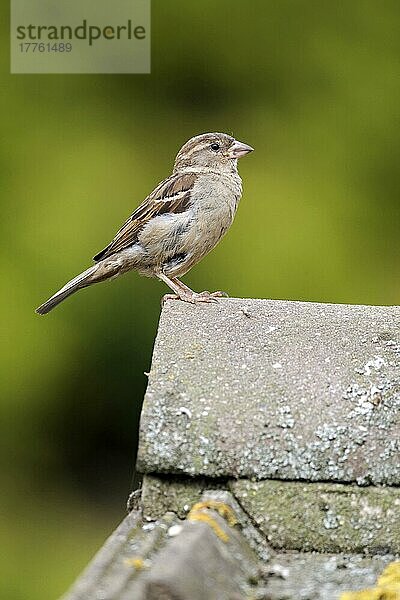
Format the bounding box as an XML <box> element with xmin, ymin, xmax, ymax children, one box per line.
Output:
<box><xmin>93</xmin><ymin>172</ymin><xmax>197</xmax><ymax>262</ymax></box>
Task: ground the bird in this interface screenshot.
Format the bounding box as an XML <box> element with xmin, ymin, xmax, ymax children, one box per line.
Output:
<box><xmin>36</xmin><ymin>132</ymin><xmax>253</xmax><ymax>315</ymax></box>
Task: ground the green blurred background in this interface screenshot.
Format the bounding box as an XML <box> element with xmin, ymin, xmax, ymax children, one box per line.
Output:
<box><xmin>2</xmin><ymin>1</ymin><xmax>400</xmax><ymax>597</ymax></box>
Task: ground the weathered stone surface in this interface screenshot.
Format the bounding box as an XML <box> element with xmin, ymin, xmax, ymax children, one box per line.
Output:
<box><xmin>121</xmin><ymin>511</ymin><xmax>260</xmax><ymax>600</ymax></box>
<box><xmin>61</xmin><ymin>511</ymin><xmax>178</xmax><ymax>600</ymax></box>
<box><xmin>196</xmin><ymin>489</ymin><xmax>273</xmax><ymax>562</ymax></box>
<box><xmin>141</xmin><ymin>474</ymin><xmax>223</xmax><ymax>519</ymax></box>
<box><xmin>137</xmin><ymin>299</ymin><xmax>400</xmax><ymax>484</ymax></box>
<box><xmin>61</xmin><ymin>503</ymin><xmax>396</xmax><ymax>600</ymax></box>
<box><xmin>230</xmin><ymin>479</ymin><xmax>400</xmax><ymax>554</ymax></box>
<box><xmin>259</xmin><ymin>553</ymin><xmax>395</xmax><ymax>600</ymax></box>
<box><xmin>62</xmin><ymin>496</ymin><xmax>262</xmax><ymax>600</ymax></box>
<box><xmin>141</xmin><ymin>481</ymin><xmax>272</xmax><ymax>562</ymax></box>
<box><xmin>62</xmin><ymin>298</ymin><xmax>400</xmax><ymax>600</ymax></box>
<box><xmin>141</xmin><ymin>475</ymin><xmax>400</xmax><ymax>556</ymax></box>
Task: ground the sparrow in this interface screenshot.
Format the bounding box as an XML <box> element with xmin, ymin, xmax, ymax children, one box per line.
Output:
<box><xmin>36</xmin><ymin>132</ymin><xmax>253</xmax><ymax>315</ymax></box>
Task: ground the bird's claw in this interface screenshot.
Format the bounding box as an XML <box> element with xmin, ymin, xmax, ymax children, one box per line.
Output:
<box><xmin>162</xmin><ymin>292</ymin><xmax>198</xmax><ymax>305</ymax></box>
<box><xmin>192</xmin><ymin>293</ymin><xmax>219</xmax><ymax>304</ymax></box>
<box><xmin>191</xmin><ymin>290</ymin><xmax>229</xmax><ymax>303</ymax></box>
<box><xmin>161</xmin><ymin>290</ymin><xmax>229</xmax><ymax>306</ymax></box>
<box><xmin>203</xmin><ymin>290</ymin><xmax>229</xmax><ymax>298</ymax></box>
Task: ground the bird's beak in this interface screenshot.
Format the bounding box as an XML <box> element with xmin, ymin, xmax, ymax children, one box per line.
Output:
<box><xmin>227</xmin><ymin>139</ymin><xmax>254</xmax><ymax>159</ymax></box>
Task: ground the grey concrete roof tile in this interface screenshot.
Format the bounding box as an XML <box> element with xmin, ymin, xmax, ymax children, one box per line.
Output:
<box><xmin>137</xmin><ymin>299</ymin><xmax>400</xmax><ymax>484</ymax></box>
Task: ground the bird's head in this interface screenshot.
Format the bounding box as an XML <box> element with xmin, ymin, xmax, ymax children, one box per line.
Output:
<box><xmin>173</xmin><ymin>132</ymin><xmax>253</xmax><ymax>173</ymax></box>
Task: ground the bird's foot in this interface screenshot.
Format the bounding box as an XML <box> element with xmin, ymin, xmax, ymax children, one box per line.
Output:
<box><xmin>161</xmin><ymin>290</ymin><xmax>228</xmax><ymax>306</ymax></box>
<box><xmin>198</xmin><ymin>290</ymin><xmax>229</xmax><ymax>299</ymax></box>
<box><xmin>161</xmin><ymin>292</ymin><xmax>199</xmax><ymax>305</ymax></box>
<box><xmin>191</xmin><ymin>290</ymin><xmax>229</xmax><ymax>303</ymax></box>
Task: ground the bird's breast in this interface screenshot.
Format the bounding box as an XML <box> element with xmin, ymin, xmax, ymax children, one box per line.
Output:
<box><xmin>138</xmin><ymin>171</ymin><xmax>243</xmax><ymax>278</ymax></box>
<box><xmin>179</xmin><ymin>173</ymin><xmax>242</xmax><ymax>259</ymax></box>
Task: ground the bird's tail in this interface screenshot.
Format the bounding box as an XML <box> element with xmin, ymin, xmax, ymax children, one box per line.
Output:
<box><xmin>36</xmin><ymin>261</ymin><xmax>117</xmax><ymax>315</ymax></box>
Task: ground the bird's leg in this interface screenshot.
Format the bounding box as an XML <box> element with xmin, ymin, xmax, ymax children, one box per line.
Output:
<box><xmin>170</xmin><ymin>277</ymin><xmax>196</xmax><ymax>294</ymax></box>
<box><xmin>172</xmin><ymin>278</ymin><xmax>229</xmax><ymax>300</ymax></box>
<box><xmin>158</xmin><ymin>273</ymin><xmax>196</xmax><ymax>304</ymax></box>
<box><xmin>157</xmin><ymin>273</ymin><xmax>220</xmax><ymax>304</ymax></box>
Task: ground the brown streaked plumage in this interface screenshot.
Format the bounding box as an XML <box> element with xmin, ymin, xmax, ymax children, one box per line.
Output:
<box><xmin>36</xmin><ymin>132</ymin><xmax>253</xmax><ymax>315</ymax></box>
<box><xmin>93</xmin><ymin>172</ymin><xmax>197</xmax><ymax>261</ymax></box>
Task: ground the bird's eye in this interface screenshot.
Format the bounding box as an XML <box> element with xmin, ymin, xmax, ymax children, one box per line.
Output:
<box><xmin>210</xmin><ymin>143</ymin><xmax>220</xmax><ymax>151</ymax></box>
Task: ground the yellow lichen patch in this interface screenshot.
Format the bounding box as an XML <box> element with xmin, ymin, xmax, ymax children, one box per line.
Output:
<box><xmin>378</xmin><ymin>563</ymin><xmax>400</xmax><ymax>587</ymax></box>
<box><xmin>124</xmin><ymin>556</ymin><xmax>145</xmax><ymax>570</ymax></box>
<box><xmin>340</xmin><ymin>561</ymin><xmax>400</xmax><ymax>600</ymax></box>
<box><xmin>187</xmin><ymin>501</ymin><xmax>238</xmax><ymax>543</ymax></box>
<box><xmin>189</xmin><ymin>501</ymin><xmax>238</xmax><ymax>527</ymax></box>
<box><xmin>188</xmin><ymin>511</ymin><xmax>230</xmax><ymax>542</ymax></box>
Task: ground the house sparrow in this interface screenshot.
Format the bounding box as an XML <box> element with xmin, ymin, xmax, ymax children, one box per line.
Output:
<box><xmin>36</xmin><ymin>132</ymin><xmax>253</xmax><ymax>315</ymax></box>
